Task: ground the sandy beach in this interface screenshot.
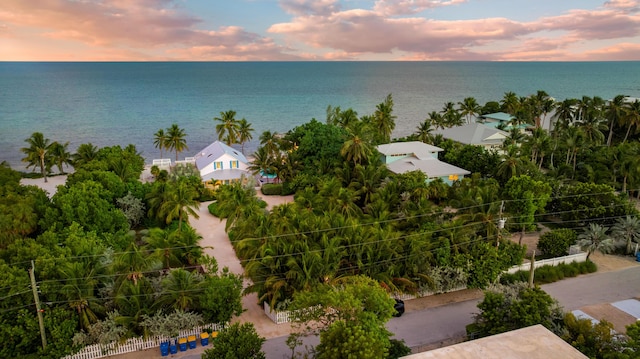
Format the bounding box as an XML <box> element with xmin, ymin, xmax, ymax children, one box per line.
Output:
<box><xmin>20</xmin><ymin>174</ymin><xmax>68</xmax><ymax>197</ymax></box>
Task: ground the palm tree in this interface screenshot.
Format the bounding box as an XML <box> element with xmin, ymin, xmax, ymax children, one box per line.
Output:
<box><xmin>549</xmin><ymin>98</ymin><xmax>577</xmax><ymax>169</ymax></box>
<box><xmin>237</xmin><ymin>118</ymin><xmax>254</xmax><ymax>154</ymax></box>
<box><xmin>153</xmin><ymin>128</ymin><xmax>168</xmax><ymax>159</ymax></box>
<box><xmin>612</xmin><ymin>216</ymin><xmax>640</xmax><ymax>254</ymax></box>
<box><xmin>341</xmin><ymin>120</ymin><xmax>373</xmax><ymax>166</ymax></box>
<box><xmin>617</xmin><ymin>142</ymin><xmax>640</xmax><ymax>193</ymax></box>
<box><xmin>58</xmin><ymin>259</ymin><xmax>105</xmax><ymax>331</ymax></box>
<box><xmin>145</xmin><ymin>227</ymin><xmax>183</xmax><ymax>269</ymax></box>
<box><xmin>72</xmin><ymin>142</ymin><xmax>99</xmax><ymax>168</ymax></box>
<box><xmin>501</xmin><ymin>91</ymin><xmax>520</xmax><ymax>115</ymax></box>
<box><xmin>156</xmin><ymin>268</ymin><xmax>204</xmax><ymax>311</ymax></box>
<box><xmin>415</xmin><ymin>119</ymin><xmax>435</xmax><ymax>143</ymax></box>
<box><xmin>49</xmin><ymin>141</ymin><xmax>72</xmax><ymax>174</ymax></box>
<box><xmin>458</xmin><ymin>97</ymin><xmax>481</xmax><ymax>124</ymax></box>
<box><xmin>372</xmin><ymin>94</ymin><xmax>396</xmax><ymax>144</ymax></box>
<box><xmin>495</xmin><ymin>146</ymin><xmax>525</xmax><ymax>183</ymax></box>
<box><xmin>214</xmin><ymin>110</ymin><xmax>240</xmax><ymax>145</ymax></box>
<box><xmin>622</xmin><ymin>99</ymin><xmax>640</xmax><ymax>143</ymax></box>
<box><xmin>21</xmin><ymin>132</ymin><xmax>52</xmax><ymax>182</ymax></box>
<box><xmin>159</xmin><ymin>180</ymin><xmax>200</xmax><ymax>231</ymax></box>
<box><xmin>577</xmin><ymin>223</ymin><xmax>615</xmax><ymax>260</ymax></box>
<box><xmin>166</xmin><ymin>124</ymin><xmax>188</xmax><ymax>162</ymax></box>
<box><xmin>604</xmin><ymin>95</ymin><xmax>626</xmax><ymax>146</ymax></box>
<box><xmin>441</xmin><ymin>102</ymin><xmax>463</xmax><ymax>127</ymax></box>
<box><xmin>259</xmin><ymin>130</ymin><xmax>280</xmax><ymax>158</ymax></box>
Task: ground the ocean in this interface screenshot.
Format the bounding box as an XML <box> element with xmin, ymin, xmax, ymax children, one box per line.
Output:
<box><xmin>1</xmin><ymin>61</ymin><xmax>639</xmax><ymax>170</ymax></box>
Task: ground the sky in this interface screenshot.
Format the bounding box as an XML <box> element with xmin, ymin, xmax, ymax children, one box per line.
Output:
<box><xmin>1</xmin><ymin>0</ymin><xmax>640</xmax><ymax>61</ymax></box>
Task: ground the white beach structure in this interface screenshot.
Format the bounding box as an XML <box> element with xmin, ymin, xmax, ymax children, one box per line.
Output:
<box><xmin>376</xmin><ymin>141</ymin><xmax>469</xmax><ymax>185</ymax></box>
<box><xmin>194</xmin><ymin>141</ymin><xmax>250</xmax><ymax>186</ymax></box>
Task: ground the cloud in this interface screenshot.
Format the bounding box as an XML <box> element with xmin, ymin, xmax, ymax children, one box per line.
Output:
<box><xmin>1</xmin><ymin>0</ymin><xmax>639</xmax><ymax>61</ymax></box>
<box><xmin>279</xmin><ymin>0</ymin><xmax>341</xmax><ymax>16</ymax></box>
<box><xmin>373</xmin><ymin>0</ymin><xmax>467</xmax><ymax>16</ymax></box>
<box><xmin>270</xmin><ymin>0</ymin><xmax>640</xmax><ymax>60</ymax></box>
<box><xmin>269</xmin><ymin>8</ymin><xmax>528</xmax><ymax>56</ymax></box>
<box><xmin>0</xmin><ymin>0</ymin><xmax>294</xmax><ymax>60</ymax></box>
<box><xmin>534</xmin><ymin>5</ymin><xmax>640</xmax><ymax>40</ymax></box>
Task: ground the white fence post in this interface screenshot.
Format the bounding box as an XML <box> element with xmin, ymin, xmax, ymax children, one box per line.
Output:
<box><xmin>63</xmin><ymin>322</ymin><xmax>224</xmax><ymax>359</ymax></box>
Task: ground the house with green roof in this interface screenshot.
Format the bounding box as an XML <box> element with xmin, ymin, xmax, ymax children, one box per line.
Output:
<box><xmin>479</xmin><ymin>112</ymin><xmax>530</xmax><ymax>131</ymax></box>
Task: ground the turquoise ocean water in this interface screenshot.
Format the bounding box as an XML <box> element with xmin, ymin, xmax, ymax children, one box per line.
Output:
<box><xmin>1</xmin><ymin>61</ymin><xmax>639</xmax><ymax>170</ymax></box>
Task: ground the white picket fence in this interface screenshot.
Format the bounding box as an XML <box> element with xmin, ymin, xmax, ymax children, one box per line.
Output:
<box><xmin>64</xmin><ymin>323</ymin><xmax>224</xmax><ymax>359</ymax></box>
<box><xmin>506</xmin><ymin>252</ymin><xmax>588</xmax><ymax>274</ymax></box>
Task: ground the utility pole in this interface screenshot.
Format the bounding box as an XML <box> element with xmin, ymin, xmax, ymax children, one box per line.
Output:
<box><xmin>496</xmin><ymin>200</ymin><xmax>505</xmax><ymax>248</ymax></box>
<box><xmin>528</xmin><ymin>250</ymin><xmax>536</xmax><ymax>288</ymax></box>
<box><xmin>29</xmin><ymin>260</ymin><xmax>47</xmax><ymax>349</ymax></box>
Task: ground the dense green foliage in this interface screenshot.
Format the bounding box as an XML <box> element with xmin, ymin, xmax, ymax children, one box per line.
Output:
<box><xmin>0</xmin><ymin>140</ymin><xmax>243</xmax><ymax>358</ymax></box>
<box><xmin>471</xmin><ymin>283</ymin><xmax>563</xmax><ymax>337</ymax></box>
<box><xmin>537</xmin><ymin>228</ymin><xmax>578</xmax><ymax>257</ymax></box>
<box><xmin>288</xmin><ymin>276</ymin><xmax>396</xmax><ymax>359</ymax></box>
<box><xmin>202</xmin><ymin>322</ymin><xmax>266</xmax><ymax>359</ymax></box>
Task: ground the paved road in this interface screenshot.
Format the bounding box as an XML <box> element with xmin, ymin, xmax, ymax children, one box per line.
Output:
<box><xmin>264</xmin><ymin>265</ymin><xmax>640</xmax><ymax>359</ymax></box>
<box><xmin>163</xmin><ymin>265</ymin><xmax>640</xmax><ymax>359</ymax></box>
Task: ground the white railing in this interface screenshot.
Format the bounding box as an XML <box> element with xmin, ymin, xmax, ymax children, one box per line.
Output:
<box><xmin>506</xmin><ymin>252</ymin><xmax>588</xmax><ymax>274</ymax></box>
<box><xmin>175</xmin><ymin>157</ymin><xmax>196</xmax><ymax>165</ymax></box>
<box><xmin>152</xmin><ymin>158</ymin><xmax>172</xmax><ymax>168</ymax></box>
<box><xmin>64</xmin><ymin>323</ymin><xmax>224</xmax><ymax>359</ymax></box>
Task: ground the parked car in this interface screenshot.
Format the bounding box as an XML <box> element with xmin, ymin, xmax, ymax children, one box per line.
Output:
<box><xmin>393</xmin><ymin>299</ymin><xmax>405</xmax><ymax>317</ymax></box>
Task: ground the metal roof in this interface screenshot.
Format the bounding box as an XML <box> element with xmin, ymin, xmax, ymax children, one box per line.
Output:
<box><xmin>194</xmin><ymin>141</ymin><xmax>248</xmax><ymax>170</ymax></box>
<box><xmin>376</xmin><ymin>141</ymin><xmax>443</xmax><ymax>160</ymax></box>
<box><xmin>432</xmin><ymin>123</ymin><xmax>508</xmax><ymax>146</ymax></box>
<box><xmin>387</xmin><ymin>156</ymin><xmax>470</xmax><ymax>178</ymax></box>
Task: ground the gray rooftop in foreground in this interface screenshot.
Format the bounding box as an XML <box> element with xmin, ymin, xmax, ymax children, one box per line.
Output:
<box><xmin>401</xmin><ymin>325</ymin><xmax>587</xmax><ymax>359</ymax></box>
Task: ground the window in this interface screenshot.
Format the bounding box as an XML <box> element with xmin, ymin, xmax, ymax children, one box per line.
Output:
<box><xmin>213</xmin><ymin>161</ymin><xmax>223</xmax><ymax>170</ymax></box>
<box><xmin>230</xmin><ymin>160</ymin><xmax>239</xmax><ymax>169</ymax></box>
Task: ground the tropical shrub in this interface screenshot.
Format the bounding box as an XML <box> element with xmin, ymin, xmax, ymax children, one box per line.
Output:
<box><xmin>537</xmin><ymin>229</ymin><xmax>577</xmax><ymax>258</ymax></box>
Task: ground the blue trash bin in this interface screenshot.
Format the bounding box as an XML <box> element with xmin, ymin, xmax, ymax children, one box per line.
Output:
<box><xmin>160</xmin><ymin>342</ymin><xmax>169</xmax><ymax>357</ymax></box>
<box><xmin>188</xmin><ymin>334</ymin><xmax>197</xmax><ymax>349</ymax></box>
<box><xmin>200</xmin><ymin>332</ymin><xmax>210</xmax><ymax>346</ymax></box>
<box><xmin>178</xmin><ymin>338</ymin><xmax>188</xmax><ymax>351</ymax></box>
<box><xmin>169</xmin><ymin>342</ymin><xmax>177</xmax><ymax>354</ymax></box>
<box><xmin>636</xmin><ymin>252</ymin><xmax>640</xmax><ymax>262</ymax></box>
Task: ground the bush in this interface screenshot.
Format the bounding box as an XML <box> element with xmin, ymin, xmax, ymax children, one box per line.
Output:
<box><xmin>499</xmin><ymin>260</ymin><xmax>596</xmax><ymax>285</ymax></box>
<box><xmin>388</xmin><ymin>339</ymin><xmax>412</xmax><ymax>359</ymax></box>
<box><xmin>499</xmin><ymin>271</ymin><xmax>528</xmax><ymax>285</ymax></box>
<box><xmin>202</xmin><ymin>322</ymin><xmax>265</xmax><ymax>359</ymax></box>
<box><xmin>534</xmin><ymin>265</ymin><xmax>560</xmax><ymax>283</ymax></box>
<box><xmin>578</xmin><ymin>260</ymin><xmax>598</xmax><ymax>273</ymax></box>
<box><xmin>537</xmin><ymin>229</ymin><xmax>577</xmax><ymax>258</ymax></box>
<box><xmin>261</xmin><ymin>183</ymin><xmax>282</xmax><ymax>195</ymax></box>
<box><xmin>208</xmin><ymin>202</ymin><xmax>224</xmax><ymax>218</ymax></box>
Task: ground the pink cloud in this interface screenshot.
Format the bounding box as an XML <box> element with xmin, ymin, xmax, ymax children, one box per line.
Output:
<box><xmin>373</xmin><ymin>0</ymin><xmax>467</xmax><ymax>16</ymax></box>
<box><xmin>534</xmin><ymin>6</ymin><xmax>640</xmax><ymax>40</ymax></box>
<box><xmin>270</xmin><ymin>0</ymin><xmax>640</xmax><ymax>60</ymax></box>
<box><xmin>1</xmin><ymin>0</ymin><xmax>639</xmax><ymax>61</ymax></box>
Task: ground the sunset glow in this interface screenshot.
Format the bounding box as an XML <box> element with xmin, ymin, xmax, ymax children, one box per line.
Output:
<box><xmin>1</xmin><ymin>0</ymin><xmax>639</xmax><ymax>61</ymax></box>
